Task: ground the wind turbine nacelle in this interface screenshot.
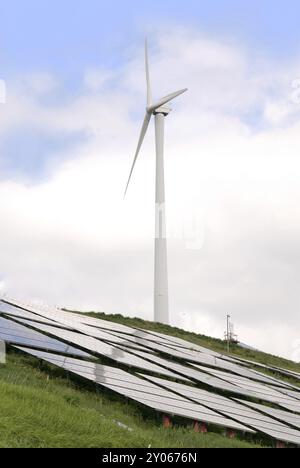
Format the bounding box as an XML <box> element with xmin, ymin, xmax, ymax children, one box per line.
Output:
<box><xmin>152</xmin><ymin>104</ymin><xmax>171</xmax><ymax>116</ymax></box>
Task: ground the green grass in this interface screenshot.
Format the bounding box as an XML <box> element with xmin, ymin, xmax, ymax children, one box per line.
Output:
<box><xmin>0</xmin><ymin>352</ymin><xmax>261</xmax><ymax>448</ymax></box>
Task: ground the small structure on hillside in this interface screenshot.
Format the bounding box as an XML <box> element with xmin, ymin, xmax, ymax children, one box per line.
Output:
<box><xmin>224</xmin><ymin>315</ymin><xmax>238</xmax><ymax>349</ymax></box>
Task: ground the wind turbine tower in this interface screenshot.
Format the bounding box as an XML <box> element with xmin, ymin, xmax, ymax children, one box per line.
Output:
<box><xmin>125</xmin><ymin>40</ymin><xmax>187</xmax><ymax>324</ymax></box>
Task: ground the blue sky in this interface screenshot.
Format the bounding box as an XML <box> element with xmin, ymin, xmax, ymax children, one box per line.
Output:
<box><xmin>1</xmin><ymin>0</ymin><xmax>300</xmax><ymax>79</ymax></box>
<box><xmin>1</xmin><ymin>0</ymin><xmax>297</xmax><ymax>183</ymax></box>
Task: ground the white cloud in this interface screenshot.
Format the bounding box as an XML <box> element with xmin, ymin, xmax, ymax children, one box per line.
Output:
<box><xmin>84</xmin><ymin>69</ymin><xmax>113</xmax><ymax>91</ymax></box>
<box><xmin>20</xmin><ymin>72</ymin><xmax>59</xmax><ymax>96</ymax></box>
<box><xmin>1</xmin><ymin>27</ymin><xmax>300</xmax><ymax>359</ymax></box>
<box><xmin>0</xmin><ymin>280</ymin><xmax>6</xmax><ymax>297</ymax></box>
<box><xmin>0</xmin><ymin>79</ymin><xmax>6</xmax><ymax>104</ymax></box>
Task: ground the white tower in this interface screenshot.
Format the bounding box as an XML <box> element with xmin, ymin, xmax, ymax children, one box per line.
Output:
<box><xmin>124</xmin><ymin>40</ymin><xmax>187</xmax><ymax>324</ymax></box>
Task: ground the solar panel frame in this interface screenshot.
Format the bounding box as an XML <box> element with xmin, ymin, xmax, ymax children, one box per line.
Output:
<box><xmin>14</xmin><ymin>346</ymin><xmax>254</xmax><ymax>433</ymax></box>
<box><xmin>116</xmin><ymin>344</ymin><xmax>257</xmax><ymax>393</ymax></box>
<box><xmin>0</xmin><ymin>317</ymin><xmax>91</xmax><ymax>358</ymax></box>
<box><xmin>191</xmin><ymin>363</ymin><xmax>300</xmax><ymax>412</ymax></box>
<box><xmin>135</xmin><ymin>345</ymin><xmax>288</xmax><ymax>394</ymax></box>
<box><xmin>185</xmin><ymin>354</ymin><xmax>294</xmax><ymax>388</ymax></box>
<box><xmin>268</xmin><ymin>385</ymin><xmax>300</xmax><ymax>402</ymax></box>
<box><xmin>9</xmin><ymin>313</ymin><xmax>153</xmax><ymax>354</ymax></box>
<box><xmin>0</xmin><ymin>304</ymin><xmax>72</xmax><ymax>328</ymax></box>
<box><xmin>9</xmin><ymin>316</ymin><xmax>288</xmax><ymax>408</ymax></box>
<box><xmin>2</xmin><ymin>298</ymin><xmax>136</xmax><ymax>336</ymax></box>
<box><xmin>25</xmin><ymin>346</ymin><xmax>299</xmax><ymax>444</ymax></box>
<box><xmin>134</xmin><ymin>327</ymin><xmax>221</xmax><ymax>356</ymax></box>
<box><xmin>235</xmin><ymin>399</ymin><xmax>300</xmax><ymax>430</ymax></box>
<box><xmin>224</xmin><ymin>355</ymin><xmax>300</xmax><ymax>384</ymax></box>
<box><xmin>4</xmin><ymin>301</ymin><xmax>220</xmax><ymax>364</ymax></box>
<box><xmin>5</xmin><ymin>296</ymin><xmax>300</xmax><ymax>445</ymax></box>
<box><xmin>11</xmin><ymin>317</ymin><xmax>188</xmax><ymax>380</ymax></box>
<box><xmin>101</xmin><ymin>328</ymin><xmax>205</xmax><ymax>360</ymax></box>
<box><xmin>140</xmin><ymin>374</ymin><xmax>300</xmax><ymax>445</ymax></box>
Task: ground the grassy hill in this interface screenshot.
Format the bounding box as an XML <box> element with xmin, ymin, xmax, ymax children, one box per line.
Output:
<box><xmin>1</xmin><ymin>310</ymin><xmax>299</xmax><ymax>448</ymax></box>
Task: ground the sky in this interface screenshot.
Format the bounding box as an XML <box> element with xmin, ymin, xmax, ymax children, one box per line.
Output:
<box><xmin>1</xmin><ymin>1</ymin><xmax>300</xmax><ymax>360</ymax></box>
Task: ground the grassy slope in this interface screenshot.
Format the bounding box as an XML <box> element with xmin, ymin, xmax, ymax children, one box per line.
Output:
<box><xmin>2</xmin><ymin>309</ymin><xmax>299</xmax><ymax>448</ymax></box>
<box><xmin>0</xmin><ymin>353</ymin><xmax>259</xmax><ymax>448</ymax></box>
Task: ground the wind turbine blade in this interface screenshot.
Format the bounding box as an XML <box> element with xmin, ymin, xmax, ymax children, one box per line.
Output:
<box><xmin>124</xmin><ymin>112</ymin><xmax>151</xmax><ymax>197</ymax></box>
<box><xmin>148</xmin><ymin>88</ymin><xmax>188</xmax><ymax>113</ymax></box>
<box><xmin>145</xmin><ymin>38</ymin><xmax>152</xmax><ymax>107</ymax></box>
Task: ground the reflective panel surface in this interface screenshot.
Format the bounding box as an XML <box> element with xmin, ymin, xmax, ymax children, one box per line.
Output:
<box><xmin>12</xmin><ymin>317</ymin><xmax>187</xmax><ymax>380</ymax></box>
<box><xmin>0</xmin><ymin>317</ymin><xmax>91</xmax><ymax>357</ymax></box>
<box><xmin>14</xmin><ymin>346</ymin><xmax>254</xmax><ymax>433</ymax></box>
<box><xmin>142</xmin><ymin>375</ymin><xmax>300</xmax><ymax>445</ymax></box>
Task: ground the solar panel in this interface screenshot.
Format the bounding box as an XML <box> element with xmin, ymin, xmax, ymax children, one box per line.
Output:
<box><xmin>1</xmin><ymin>300</ymin><xmax>89</xmax><ymax>330</ymax></box>
<box><xmin>2</xmin><ymin>298</ymin><xmax>136</xmax><ymax>336</ymax></box>
<box><xmin>60</xmin><ymin>323</ymin><xmax>149</xmax><ymax>353</ymax></box>
<box><xmin>199</xmin><ymin>368</ymin><xmax>285</xmax><ymax>398</ymax></box>
<box><xmin>235</xmin><ymin>399</ymin><xmax>300</xmax><ymax>431</ymax></box>
<box><xmin>191</xmin><ymin>363</ymin><xmax>300</xmax><ymax>412</ymax></box>
<box><xmin>5</xmin><ymin>300</ymin><xmax>268</xmax><ymax>376</ymax></box>
<box><xmin>18</xmin><ymin>315</ymin><xmax>278</xmax><ymax>402</ymax></box>
<box><xmin>14</xmin><ymin>347</ymin><xmax>177</xmax><ymax>392</ymax></box>
<box><xmin>0</xmin><ymin>300</ymin><xmax>31</xmax><ymax>315</ymax></box>
<box><xmin>224</xmin><ymin>355</ymin><xmax>300</xmax><ymax>384</ymax></box>
<box><xmin>37</xmin><ymin>310</ymin><xmax>150</xmax><ymax>352</ymax></box>
<box><xmin>116</xmin><ymin>345</ymin><xmax>247</xmax><ymax>393</ymax></box>
<box><xmin>132</xmin><ymin>330</ymin><xmax>250</xmax><ymax>372</ymax></box>
<box><xmin>14</xmin><ymin>346</ymin><xmax>254</xmax><ymax>434</ymax></box>
<box><xmin>10</xmin><ymin>301</ymin><xmax>205</xmax><ymax>359</ymax></box>
<box><xmin>78</xmin><ymin>316</ymin><xmax>139</xmax><ymax>335</ymax></box>
<box><xmin>7</xmin><ymin>310</ymin><xmax>150</xmax><ymax>354</ymax></box>
<box><xmin>164</xmin><ymin>358</ymin><xmax>286</xmax><ymax>404</ymax></box>
<box><xmin>135</xmin><ymin>328</ymin><xmax>221</xmax><ymax>356</ymax></box>
<box><xmin>0</xmin><ymin>317</ymin><xmax>90</xmax><ymax>358</ymax></box>
<box><xmin>2</xmin><ymin>298</ymin><xmax>236</xmax><ymax>362</ymax></box>
<box><xmin>11</xmin><ymin>317</ymin><xmax>187</xmax><ymax>380</ymax></box>
<box><xmin>268</xmin><ymin>385</ymin><xmax>300</xmax><ymax>402</ymax></box>
<box><xmin>119</xmin><ymin>333</ymin><xmax>246</xmax><ymax>374</ymax></box>
<box><xmin>220</xmin><ymin>372</ymin><xmax>300</xmax><ymax>407</ymax></box>
<box><xmin>0</xmin><ymin>302</ymin><xmax>71</xmax><ymax>328</ymax></box>
<box><xmin>101</xmin><ymin>328</ymin><xmax>205</xmax><ymax>360</ymax></box>
<box><xmin>249</xmin><ymin>370</ymin><xmax>300</xmax><ymax>391</ymax></box>
<box><xmin>185</xmin><ymin>353</ymin><xmax>294</xmax><ymax>387</ymax></box>
<box><xmin>142</xmin><ymin>375</ymin><xmax>300</xmax><ymax>446</ymax></box>
<box><xmin>127</xmin><ymin>328</ymin><xmax>197</xmax><ymax>349</ymax></box>
<box><xmin>73</xmin><ymin>327</ymin><xmax>156</xmax><ymax>353</ymax></box>
<box><xmin>225</xmin><ymin>355</ymin><xmax>269</xmax><ymax>368</ymax></box>
<box><xmin>3</xmin><ymin>304</ymin><xmax>295</xmax><ymax>395</ymax></box>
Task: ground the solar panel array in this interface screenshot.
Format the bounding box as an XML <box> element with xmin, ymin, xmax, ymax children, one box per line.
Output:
<box><xmin>1</xmin><ymin>297</ymin><xmax>300</xmax><ymax>446</ymax></box>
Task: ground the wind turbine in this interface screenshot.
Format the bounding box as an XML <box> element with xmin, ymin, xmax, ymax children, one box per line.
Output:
<box><xmin>124</xmin><ymin>40</ymin><xmax>187</xmax><ymax>325</ymax></box>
